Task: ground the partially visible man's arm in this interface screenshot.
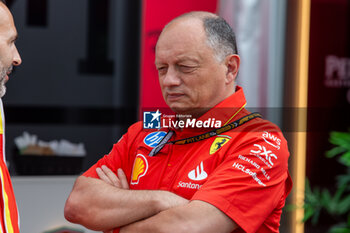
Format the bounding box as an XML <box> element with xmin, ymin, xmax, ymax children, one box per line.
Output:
<box><xmin>120</xmin><ymin>200</ymin><xmax>238</xmax><ymax>233</ymax></box>
<box><xmin>64</xmin><ymin>171</ymin><xmax>188</xmax><ymax>231</ymax></box>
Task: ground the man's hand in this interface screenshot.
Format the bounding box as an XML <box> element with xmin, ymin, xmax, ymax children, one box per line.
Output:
<box><xmin>96</xmin><ymin>165</ymin><xmax>129</xmax><ymax>189</ymax></box>
<box><xmin>96</xmin><ymin>166</ymin><xmax>129</xmax><ymax>233</ymax></box>
<box><xmin>97</xmin><ymin>166</ymin><xmax>129</xmax><ymax>233</ymax></box>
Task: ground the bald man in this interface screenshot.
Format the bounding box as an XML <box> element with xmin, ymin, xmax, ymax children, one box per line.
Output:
<box><xmin>0</xmin><ymin>0</ymin><xmax>22</xmax><ymax>232</ymax></box>
<box><xmin>65</xmin><ymin>11</ymin><xmax>292</xmax><ymax>233</ymax></box>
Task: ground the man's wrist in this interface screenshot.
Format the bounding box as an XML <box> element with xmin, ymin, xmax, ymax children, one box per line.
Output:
<box><xmin>153</xmin><ymin>190</ymin><xmax>189</xmax><ymax>212</ymax></box>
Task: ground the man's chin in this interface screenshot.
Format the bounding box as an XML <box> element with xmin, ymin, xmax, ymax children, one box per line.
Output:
<box><xmin>170</xmin><ymin>106</ymin><xmax>211</xmax><ymax>118</ymax></box>
<box><xmin>169</xmin><ymin>105</ymin><xmax>188</xmax><ymax>114</ymax></box>
<box><xmin>169</xmin><ymin>105</ymin><xmax>195</xmax><ymax>116</ymax></box>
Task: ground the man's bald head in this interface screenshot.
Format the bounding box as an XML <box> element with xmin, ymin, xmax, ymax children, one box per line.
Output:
<box><xmin>0</xmin><ymin>0</ymin><xmax>13</xmax><ymax>28</ymax></box>
<box><xmin>160</xmin><ymin>11</ymin><xmax>238</xmax><ymax>63</ymax></box>
<box><xmin>0</xmin><ymin>0</ymin><xmax>7</xmax><ymax>11</ymax></box>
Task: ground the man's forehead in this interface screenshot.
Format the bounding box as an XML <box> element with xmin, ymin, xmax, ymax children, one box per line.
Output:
<box><xmin>155</xmin><ymin>23</ymin><xmax>214</xmax><ymax>66</ymax></box>
<box><xmin>157</xmin><ymin>19</ymin><xmax>205</xmax><ymax>49</ymax></box>
<box><xmin>0</xmin><ymin>4</ymin><xmax>17</xmax><ymax>40</ymax></box>
<box><xmin>0</xmin><ymin>3</ymin><xmax>14</xmax><ymax>29</ymax></box>
<box><xmin>163</xmin><ymin>17</ymin><xmax>203</xmax><ymax>35</ymax></box>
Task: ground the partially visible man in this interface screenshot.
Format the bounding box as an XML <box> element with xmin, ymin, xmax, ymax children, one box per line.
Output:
<box><xmin>65</xmin><ymin>11</ymin><xmax>292</xmax><ymax>233</ymax></box>
<box><xmin>0</xmin><ymin>0</ymin><xmax>22</xmax><ymax>232</ymax></box>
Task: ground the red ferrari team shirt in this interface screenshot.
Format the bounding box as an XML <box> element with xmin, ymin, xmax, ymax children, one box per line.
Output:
<box><xmin>84</xmin><ymin>87</ymin><xmax>292</xmax><ymax>233</ymax></box>
<box><xmin>0</xmin><ymin>99</ymin><xmax>20</xmax><ymax>233</ymax></box>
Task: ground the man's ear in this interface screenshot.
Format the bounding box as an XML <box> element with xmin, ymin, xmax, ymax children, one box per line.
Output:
<box><xmin>225</xmin><ymin>54</ymin><xmax>240</xmax><ymax>84</ymax></box>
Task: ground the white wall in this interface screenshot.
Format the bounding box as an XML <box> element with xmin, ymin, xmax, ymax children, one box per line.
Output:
<box><xmin>12</xmin><ymin>176</ymin><xmax>98</xmax><ymax>233</ymax></box>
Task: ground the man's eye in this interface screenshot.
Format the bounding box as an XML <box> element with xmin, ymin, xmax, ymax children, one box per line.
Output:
<box><xmin>179</xmin><ymin>66</ymin><xmax>196</xmax><ymax>73</ymax></box>
<box><xmin>157</xmin><ymin>67</ymin><xmax>167</xmax><ymax>75</ymax></box>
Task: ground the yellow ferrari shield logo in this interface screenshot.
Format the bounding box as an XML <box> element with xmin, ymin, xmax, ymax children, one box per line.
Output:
<box><xmin>210</xmin><ymin>136</ymin><xmax>231</xmax><ymax>154</ymax></box>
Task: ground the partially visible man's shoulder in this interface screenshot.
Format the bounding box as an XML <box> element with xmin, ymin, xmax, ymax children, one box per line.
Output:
<box><xmin>228</xmin><ymin>111</ymin><xmax>289</xmax><ymax>155</ymax></box>
<box><xmin>251</xmin><ymin>117</ymin><xmax>283</xmax><ymax>133</ymax></box>
<box><xmin>244</xmin><ymin>116</ymin><xmax>288</xmax><ymax>146</ymax></box>
<box><xmin>125</xmin><ymin>121</ymin><xmax>147</xmax><ymax>139</ymax></box>
<box><xmin>128</xmin><ymin>121</ymin><xmax>143</xmax><ymax>132</ymax></box>
<box><xmin>237</xmin><ymin>110</ymin><xmax>285</xmax><ymax>137</ymax></box>
<box><xmin>226</xmin><ymin>113</ymin><xmax>290</xmax><ymax>174</ymax></box>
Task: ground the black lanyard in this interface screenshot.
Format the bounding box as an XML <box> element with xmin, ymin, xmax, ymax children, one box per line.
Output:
<box><xmin>149</xmin><ymin>112</ymin><xmax>262</xmax><ymax>157</ymax></box>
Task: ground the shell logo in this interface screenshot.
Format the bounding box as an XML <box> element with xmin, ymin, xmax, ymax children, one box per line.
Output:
<box><xmin>131</xmin><ymin>154</ymin><xmax>149</xmax><ymax>185</ymax></box>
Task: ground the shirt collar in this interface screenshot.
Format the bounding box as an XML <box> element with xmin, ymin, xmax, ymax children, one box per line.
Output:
<box><xmin>170</xmin><ymin>86</ymin><xmax>247</xmax><ymax>132</ymax></box>
<box><xmin>197</xmin><ymin>85</ymin><xmax>247</xmax><ymax>127</ymax></box>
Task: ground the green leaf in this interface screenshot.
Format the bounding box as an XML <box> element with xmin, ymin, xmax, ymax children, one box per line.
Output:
<box><xmin>321</xmin><ymin>189</ymin><xmax>332</xmax><ymax>211</ymax></box>
<box><xmin>331</xmin><ymin>131</ymin><xmax>350</xmax><ymax>142</ymax></box>
<box><xmin>339</xmin><ymin>151</ymin><xmax>350</xmax><ymax>167</ymax></box>
<box><xmin>328</xmin><ymin>224</ymin><xmax>350</xmax><ymax>233</ymax></box>
<box><xmin>302</xmin><ymin>131</ymin><xmax>350</xmax><ymax>229</ymax></box>
<box><xmin>311</xmin><ymin>208</ymin><xmax>321</xmax><ymax>225</ymax></box>
<box><xmin>333</xmin><ymin>185</ymin><xmax>346</xmax><ymax>203</ymax></box>
<box><xmin>337</xmin><ymin>174</ymin><xmax>350</xmax><ymax>187</ymax></box>
<box><xmin>302</xmin><ymin>207</ymin><xmax>314</xmax><ymax>223</ymax></box>
<box><xmin>337</xmin><ymin>196</ymin><xmax>350</xmax><ymax>215</ymax></box>
<box><xmin>326</xmin><ymin>147</ymin><xmax>347</xmax><ymax>158</ymax></box>
<box><xmin>329</xmin><ymin>132</ymin><xmax>350</xmax><ymax>149</ymax></box>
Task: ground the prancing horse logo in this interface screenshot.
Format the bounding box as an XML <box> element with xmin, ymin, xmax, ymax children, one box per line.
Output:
<box><xmin>209</xmin><ymin>135</ymin><xmax>231</xmax><ymax>154</ymax></box>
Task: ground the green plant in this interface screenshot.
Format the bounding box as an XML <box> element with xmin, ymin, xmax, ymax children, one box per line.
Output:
<box><xmin>303</xmin><ymin>131</ymin><xmax>350</xmax><ymax>233</ymax></box>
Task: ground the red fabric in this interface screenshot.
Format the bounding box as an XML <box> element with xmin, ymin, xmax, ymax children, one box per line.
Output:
<box><xmin>0</xmin><ymin>123</ymin><xmax>20</xmax><ymax>232</ymax></box>
<box><xmin>84</xmin><ymin>87</ymin><xmax>292</xmax><ymax>233</ymax></box>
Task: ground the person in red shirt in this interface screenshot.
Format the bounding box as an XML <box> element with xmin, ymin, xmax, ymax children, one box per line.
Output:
<box><xmin>0</xmin><ymin>1</ymin><xmax>22</xmax><ymax>232</ymax></box>
<box><xmin>65</xmin><ymin>11</ymin><xmax>292</xmax><ymax>233</ymax></box>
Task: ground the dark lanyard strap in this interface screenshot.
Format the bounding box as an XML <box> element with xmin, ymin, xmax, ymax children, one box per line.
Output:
<box><xmin>149</xmin><ymin>112</ymin><xmax>262</xmax><ymax>157</ymax></box>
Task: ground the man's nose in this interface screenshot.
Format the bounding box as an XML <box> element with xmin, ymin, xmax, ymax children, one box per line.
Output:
<box><xmin>162</xmin><ymin>67</ymin><xmax>181</xmax><ymax>87</ymax></box>
<box><xmin>13</xmin><ymin>46</ymin><xmax>22</xmax><ymax>66</ymax></box>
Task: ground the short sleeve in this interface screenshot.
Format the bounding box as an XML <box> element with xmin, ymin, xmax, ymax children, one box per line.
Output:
<box><xmin>191</xmin><ymin>130</ymin><xmax>292</xmax><ymax>233</ymax></box>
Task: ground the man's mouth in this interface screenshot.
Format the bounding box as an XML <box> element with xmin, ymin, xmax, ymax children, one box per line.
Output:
<box><xmin>4</xmin><ymin>66</ymin><xmax>13</xmax><ymax>83</ymax></box>
<box><xmin>167</xmin><ymin>93</ymin><xmax>184</xmax><ymax>101</ymax></box>
<box><xmin>5</xmin><ymin>72</ymin><xmax>11</xmax><ymax>82</ymax></box>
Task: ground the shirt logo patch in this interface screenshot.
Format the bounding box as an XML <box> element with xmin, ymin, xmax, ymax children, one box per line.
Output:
<box><xmin>261</xmin><ymin>131</ymin><xmax>281</xmax><ymax>150</ymax></box>
<box><xmin>188</xmin><ymin>161</ymin><xmax>208</xmax><ymax>181</ymax></box>
<box><xmin>209</xmin><ymin>136</ymin><xmax>231</xmax><ymax>154</ymax></box>
<box><xmin>143</xmin><ymin>131</ymin><xmax>167</xmax><ymax>148</ymax></box>
<box><xmin>131</xmin><ymin>154</ymin><xmax>148</xmax><ymax>185</ymax></box>
<box><xmin>250</xmin><ymin>144</ymin><xmax>278</xmax><ymax>166</ymax></box>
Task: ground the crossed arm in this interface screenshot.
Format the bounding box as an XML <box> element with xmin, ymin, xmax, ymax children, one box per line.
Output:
<box><xmin>64</xmin><ymin>166</ymin><xmax>237</xmax><ymax>233</ymax></box>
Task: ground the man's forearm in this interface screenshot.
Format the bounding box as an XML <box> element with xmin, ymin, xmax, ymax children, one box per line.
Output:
<box><xmin>64</xmin><ymin>176</ymin><xmax>188</xmax><ymax>231</ymax></box>
<box><xmin>120</xmin><ymin>200</ymin><xmax>237</xmax><ymax>233</ymax></box>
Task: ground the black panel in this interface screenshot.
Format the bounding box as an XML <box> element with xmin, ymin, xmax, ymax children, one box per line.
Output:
<box><xmin>26</xmin><ymin>0</ymin><xmax>47</xmax><ymax>27</ymax></box>
<box><xmin>79</xmin><ymin>0</ymin><xmax>114</xmax><ymax>75</ymax></box>
<box><xmin>114</xmin><ymin>0</ymin><xmax>142</xmax><ymax>108</ymax></box>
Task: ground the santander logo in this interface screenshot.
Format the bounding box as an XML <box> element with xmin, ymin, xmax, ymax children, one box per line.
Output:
<box><xmin>188</xmin><ymin>161</ymin><xmax>208</xmax><ymax>181</ymax></box>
